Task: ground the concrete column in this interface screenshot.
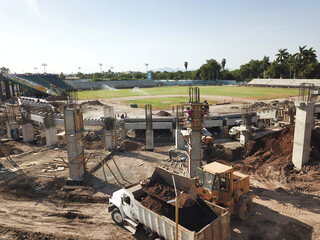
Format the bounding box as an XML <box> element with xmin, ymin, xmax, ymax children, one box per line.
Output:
<box><xmin>105</xmin><ymin>129</ymin><xmax>116</xmax><ymax>151</ymax></box>
<box><xmin>6</xmin><ymin>121</ymin><xmax>19</xmax><ymax>139</ymax></box>
<box><xmin>22</xmin><ymin>124</ymin><xmax>34</xmax><ymax>142</ymax></box>
<box><xmin>292</xmin><ymin>102</ymin><xmax>314</xmax><ymax>169</ymax></box>
<box><xmin>45</xmin><ymin>127</ymin><xmax>58</xmax><ymax>147</ymax></box>
<box><xmin>4</xmin><ymin>81</ymin><xmax>10</xmax><ymax>99</ymax></box>
<box><xmin>188</xmin><ymin>130</ymin><xmax>201</xmax><ymax>178</ymax></box>
<box><xmin>146</xmin><ymin>129</ymin><xmax>154</xmax><ymax>150</ymax></box>
<box><xmin>0</xmin><ymin>79</ymin><xmax>4</xmax><ymax>101</ymax></box>
<box><xmin>119</xmin><ymin>128</ymin><xmax>127</xmax><ymax>139</ymax></box>
<box><xmin>11</xmin><ymin>83</ymin><xmax>15</xmax><ymax>97</ymax></box>
<box><xmin>175</xmin><ymin>128</ymin><xmax>184</xmax><ymax>150</ymax></box>
<box><xmin>239</xmin><ymin>129</ymin><xmax>250</xmax><ymax>145</ymax></box>
<box><xmin>66</xmin><ymin>134</ymin><xmax>85</xmax><ymax>180</ymax></box>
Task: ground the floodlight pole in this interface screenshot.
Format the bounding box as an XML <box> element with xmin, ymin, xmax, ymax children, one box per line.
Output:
<box><xmin>42</xmin><ymin>63</ymin><xmax>47</xmax><ymax>73</ymax></box>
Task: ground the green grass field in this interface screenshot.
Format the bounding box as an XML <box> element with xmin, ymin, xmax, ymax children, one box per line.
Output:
<box><xmin>124</xmin><ymin>97</ymin><xmax>217</xmax><ymax>109</ymax></box>
<box><xmin>78</xmin><ymin>86</ymin><xmax>298</xmax><ymax>100</ymax></box>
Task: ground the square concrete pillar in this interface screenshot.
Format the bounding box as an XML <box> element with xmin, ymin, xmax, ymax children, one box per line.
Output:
<box><xmin>119</xmin><ymin>128</ymin><xmax>127</xmax><ymax>139</ymax></box>
<box><xmin>146</xmin><ymin>130</ymin><xmax>154</xmax><ymax>150</ymax></box>
<box><xmin>292</xmin><ymin>102</ymin><xmax>314</xmax><ymax>169</ymax></box>
<box><xmin>45</xmin><ymin>127</ymin><xmax>58</xmax><ymax>147</ymax></box>
<box><xmin>175</xmin><ymin>128</ymin><xmax>185</xmax><ymax>150</ymax></box>
<box><xmin>188</xmin><ymin>130</ymin><xmax>201</xmax><ymax>178</ymax></box>
<box><xmin>240</xmin><ymin>129</ymin><xmax>250</xmax><ymax>145</ymax></box>
<box><xmin>6</xmin><ymin>121</ymin><xmax>19</xmax><ymax>139</ymax></box>
<box><xmin>67</xmin><ymin>133</ymin><xmax>85</xmax><ymax>180</ymax></box>
<box><xmin>22</xmin><ymin>124</ymin><xmax>34</xmax><ymax>142</ymax></box>
<box><xmin>105</xmin><ymin>129</ymin><xmax>116</xmax><ymax>151</ymax></box>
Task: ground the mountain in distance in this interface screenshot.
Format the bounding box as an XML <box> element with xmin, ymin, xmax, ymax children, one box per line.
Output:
<box><xmin>151</xmin><ymin>67</ymin><xmax>184</xmax><ymax>72</ymax></box>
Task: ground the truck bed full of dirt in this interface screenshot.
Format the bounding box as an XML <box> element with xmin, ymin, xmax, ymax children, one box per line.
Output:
<box><xmin>140</xmin><ymin>195</ymin><xmax>217</xmax><ymax>232</ymax></box>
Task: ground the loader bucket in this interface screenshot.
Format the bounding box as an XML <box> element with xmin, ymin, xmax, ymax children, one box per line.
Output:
<box><xmin>144</xmin><ymin>167</ymin><xmax>197</xmax><ymax>208</ymax></box>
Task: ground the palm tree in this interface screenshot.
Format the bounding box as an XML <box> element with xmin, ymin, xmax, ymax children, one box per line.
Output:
<box><xmin>276</xmin><ymin>49</ymin><xmax>289</xmax><ymax>78</ymax></box>
<box><xmin>288</xmin><ymin>54</ymin><xmax>299</xmax><ymax>79</ymax></box>
<box><xmin>221</xmin><ymin>58</ymin><xmax>226</xmax><ymax>70</ymax></box>
<box><xmin>184</xmin><ymin>61</ymin><xmax>188</xmax><ymax>71</ymax></box>
<box><xmin>262</xmin><ymin>56</ymin><xmax>270</xmax><ymax>78</ymax></box>
<box><xmin>306</xmin><ymin>47</ymin><xmax>317</xmax><ymax>63</ymax></box>
<box><xmin>276</xmin><ymin>49</ymin><xmax>289</xmax><ymax>64</ymax></box>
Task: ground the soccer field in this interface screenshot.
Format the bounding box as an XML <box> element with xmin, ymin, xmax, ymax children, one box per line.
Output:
<box><xmin>78</xmin><ymin>86</ymin><xmax>298</xmax><ymax>100</ymax></box>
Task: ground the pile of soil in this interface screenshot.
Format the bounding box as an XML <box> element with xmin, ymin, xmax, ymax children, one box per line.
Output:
<box><xmin>0</xmin><ymin>142</ymin><xmax>23</xmax><ymax>157</ymax></box>
<box><xmin>119</xmin><ymin>139</ymin><xmax>144</xmax><ymax>151</ymax></box>
<box><xmin>157</xmin><ymin>111</ymin><xmax>171</xmax><ymax>116</ymax></box>
<box><xmin>83</xmin><ymin>132</ymin><xmax>105</xmax><ymax>150</ymax></box>
<box><xmin>205</xmin><ymin>144</ymin><xmax>243</xmax><ymax>162</ymax></box>
<box><xmin>144</xmin><ymin>178</ymin><xmax>194</xmax><ymax>208</ymax></box>
<box><xmin>45</xmin><ymin>95</ymin><xmax>68</xmax><ymax>101</ymax></box>
<box><xmin>80</xmin><ymin>100</ymin><xmax>104</xmax><ymax>106</ymax></box>
<box><xmin>140</xmin><ymin>195</ymin><xmax>217</xmax><ymax>232</ymax></box>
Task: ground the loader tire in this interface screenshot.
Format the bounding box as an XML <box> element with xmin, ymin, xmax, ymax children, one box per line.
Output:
<box><xmin>235</xmin><ymin>194</ymin><xmax>253</xmax><ymax>221</ymax></box>
<box><xmin>112</xmin><ymin>208</ymin><xmax>124</xmax><ymax>226</ymax></box>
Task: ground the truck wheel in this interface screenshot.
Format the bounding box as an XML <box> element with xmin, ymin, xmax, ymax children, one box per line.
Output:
<box><xmin>112</xmin><ymin>208</ymin><xmax>124</xmax><ymax>226</ymax></box>
<box><xmin>235</xmin><ymin>194</ymin><xmax>253</xmax><ymax>221</ymax></box>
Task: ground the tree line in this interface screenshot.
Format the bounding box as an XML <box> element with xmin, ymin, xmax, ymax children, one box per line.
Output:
<box><xmin>2</xmin><ymin>45</ymin><xmax>319</xmax><ymax>82</ymax></box>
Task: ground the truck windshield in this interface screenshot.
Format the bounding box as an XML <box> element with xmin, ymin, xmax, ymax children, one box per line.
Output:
<box><xmin>203</xmin><ymin>172</ymin><xmax>219</xmax><ymax>191</ymax></box>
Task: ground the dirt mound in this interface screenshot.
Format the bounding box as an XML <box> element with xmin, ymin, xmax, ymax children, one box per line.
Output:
<box><xmin>144</xmin><ymin>178</ymin><xmax>194</xmax><ymax>208</ymax></box>
<box><xmin>119</xmin><ymin>140</ymin><xmax>143</xmax><ymax>151</ymax></box>
<box><xmin>83</xmin><ymin>132</ymin><xmax>105</xmax><ymax>150</ymax></box>
<box><xmin>205</xmin><ymin>144</ymin><xmax>243</xmax><ymax>162</ymax></box>
<box><xmin>157</xmin><ymin>110</ymin><xmax>171</xmax><ymax>116</ymax></box>
<box><xmin>140</xmin><ymin>196</ymin><xmax>217</xmax><ymax>232</ymax></box>
<box><xmin>80</xmin><ymin>100</ymin><xmax>104</xmax><ymax>106</ymax></box>
<box><xmin>0</xmin><ymin>142</ymin><xmax>23</xmax><ymax>157</ymax></box>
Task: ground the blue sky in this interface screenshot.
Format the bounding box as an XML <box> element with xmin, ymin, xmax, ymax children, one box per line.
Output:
<box><xmin>0</xmin><ymin>0</ymin><xmax>319</xmax><ymax>74</ymax></box>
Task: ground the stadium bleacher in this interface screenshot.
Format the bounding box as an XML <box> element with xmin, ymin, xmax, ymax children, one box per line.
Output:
<box><xmin>248</xmin><ymin>78</ymin><xmax>320</xmax><ymax>88</ymax></box>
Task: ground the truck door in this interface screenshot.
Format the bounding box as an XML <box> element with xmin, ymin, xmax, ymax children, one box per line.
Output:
<box><xmin>121</xmin><ymin>194</ymin><xmax>134</xmax><ymax>220</ymax></box>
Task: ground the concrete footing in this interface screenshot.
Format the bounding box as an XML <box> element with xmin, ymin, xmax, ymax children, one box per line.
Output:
<box><xmin>146</xmin><ymin>130</ymin><xmax>154</xmax><ymax>150</ymax></box>
<box><xmin>175</xmin><ymin>129</ymin><xmax>184</xmax><ymax>150</ymax></box>
<box><xmin>292</xmin><ymin>102</ymin><xmax>314</xmax><ymax>169</ymax></box>
<box><xmin>45</xmin><ymin>127</ymin><xmax>58</xmax><ymax>147</ymax></box>
<box><xmin>22</xmin><ymin>124</ymin><xmax>34</xmax><ymax>142</ymax></box>
<box><xmin>105</xmin><ymin>129</ymin><xmax>116</xmax><ymax>150</ymax></box>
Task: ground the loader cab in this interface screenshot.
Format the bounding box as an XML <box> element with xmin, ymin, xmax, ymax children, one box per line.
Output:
<box><xmin>198</xmin><ymin>162</ymin><xmax>234</xmax><ymax>204</ymax></box>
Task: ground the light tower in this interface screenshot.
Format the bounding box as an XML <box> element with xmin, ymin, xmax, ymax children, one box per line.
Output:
<box><xmin>99</xmin><ymin>63</ymin><xmax>103</xmax><ymax>73</ymax></box>
<box><xmin>145</xmin><ymin>63</ymin><xmax>149</xmax><ymax>73</ymax></box>
<box><xmin>42</xmin><ymin>63</ymin><xmax>47</xmax><ymax>73</ymax></box>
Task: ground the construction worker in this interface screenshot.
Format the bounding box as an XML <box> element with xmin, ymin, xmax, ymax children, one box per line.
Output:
<box><xmin>203</xmin><ymin>100</ymin><xmax>209</xmax><ymax>119</ymax></box>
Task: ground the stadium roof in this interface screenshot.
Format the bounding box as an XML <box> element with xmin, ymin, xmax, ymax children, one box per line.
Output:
<box><xmin>248</xmin><ymin>78</ymin><xmax>320</xmax><ymax>88</ymax></box>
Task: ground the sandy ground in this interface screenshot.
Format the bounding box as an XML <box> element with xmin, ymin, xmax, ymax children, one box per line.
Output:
<box><xmin>0</xmin><ymin>98</ymin><xmax>319</xmax><ymax>240</ymax></box>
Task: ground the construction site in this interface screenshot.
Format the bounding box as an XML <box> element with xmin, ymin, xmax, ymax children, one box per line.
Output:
<box><xmin>0</xmin><ymin>73</ymin><xmax>319</xmax><ymax>240</ymax></box>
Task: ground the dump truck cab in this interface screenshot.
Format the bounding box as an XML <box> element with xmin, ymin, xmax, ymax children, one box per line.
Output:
<box><xmin>197</xmin><ymin>162</ymin><xmax>254</xmax><ymax>220</ymax></box>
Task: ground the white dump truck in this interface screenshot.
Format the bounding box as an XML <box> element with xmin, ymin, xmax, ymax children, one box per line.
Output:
<box><xmin>108</xmin><ymin>168</ymin><xmax>230</xmax><ymax>240</ymax></box>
